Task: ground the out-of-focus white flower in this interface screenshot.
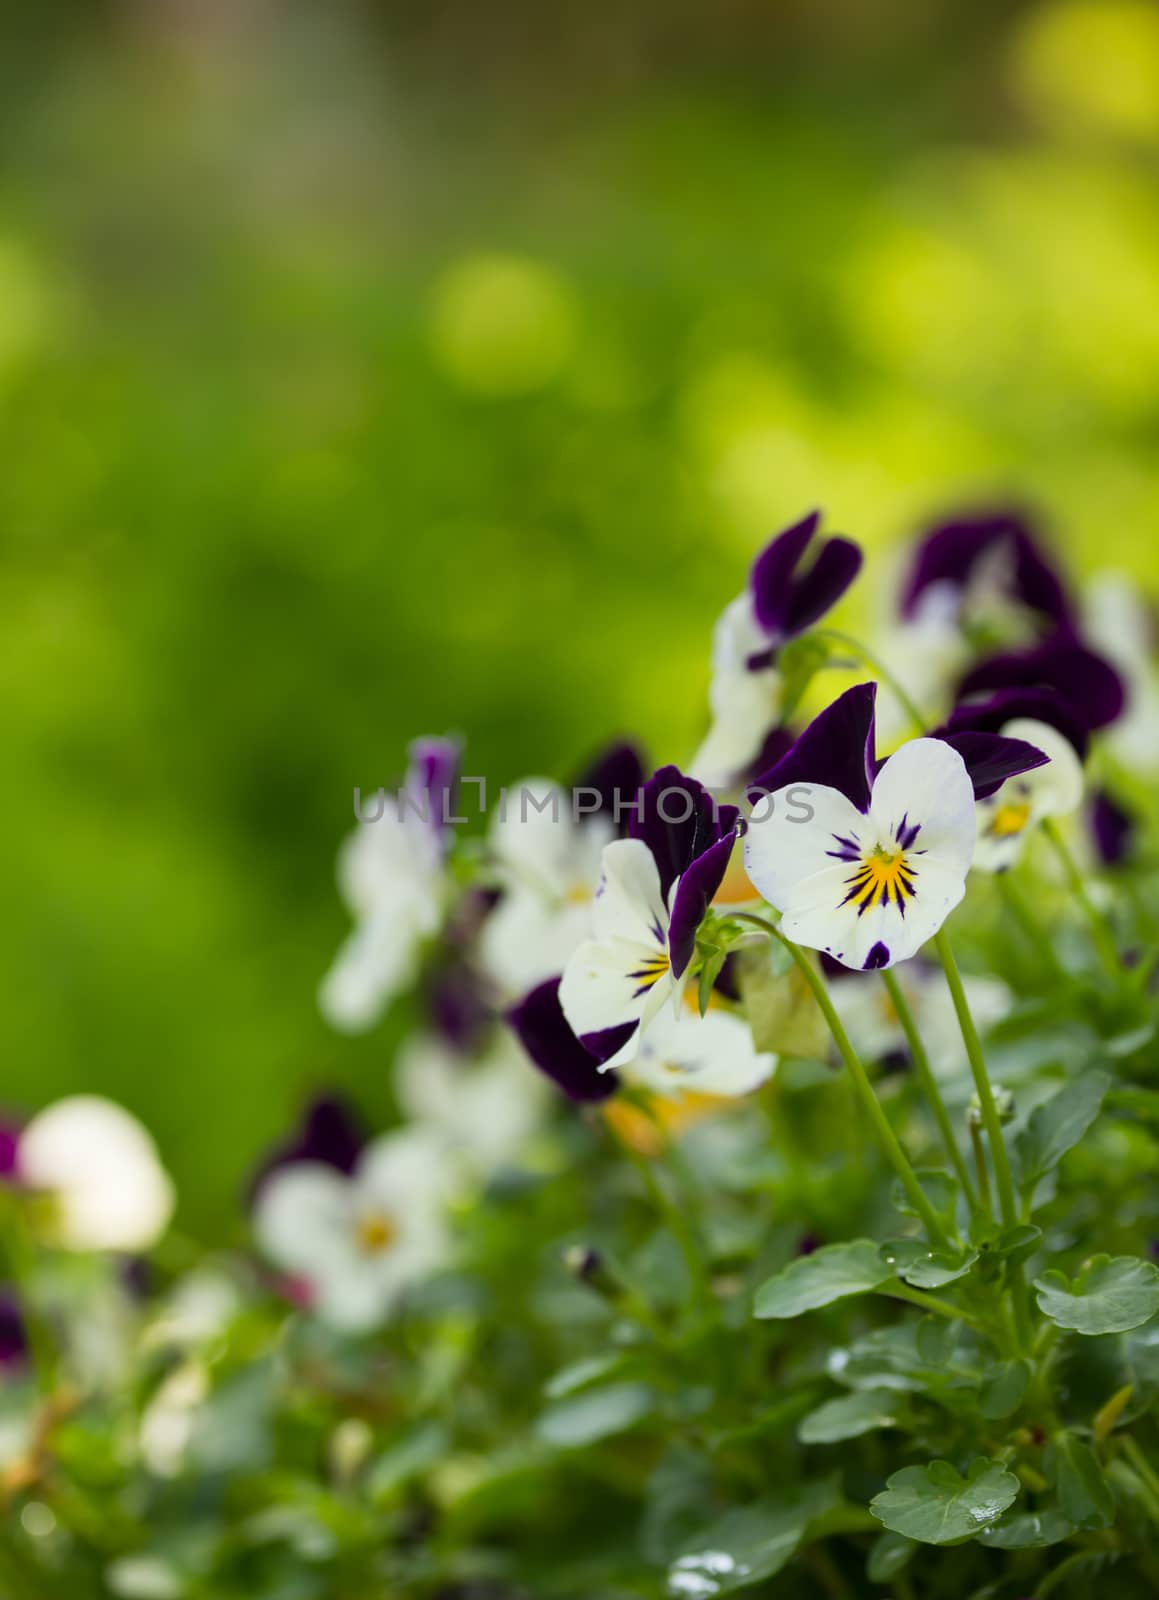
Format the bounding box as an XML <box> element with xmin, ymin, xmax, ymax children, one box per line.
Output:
<box><xmin>623</xmin><ymin>999</ymin><xmax>776</xmax><ymax>1100</ymax></box>
<box><xmin>1083</xmin><ymin>571</ymin><xmax>1159</xmax><ymax>774</ymax></box>
<box><xmin>19</xmin><ymin>1096</ymin><xmax>175</xmax><ymax>1253</ymax></box>
<box><xmin>478</xmin><ymin>779</ymin><xmax>611</xmax><ymax>997</ymax></box>
<box><xmin>319</xmin><ymin>738</ymin><xmax>459</xmax><ymax>1033</ymax></box>
<box><xmin>139</xmin><ymin>1361</ymin><xmax>208</xmax><ymax>1477</ymax></box>
<box><xmin>871</xmin><ymin>583</ymin><xmax>972</xmax><ymax>743</ymax></box>
<box><xmin>691</xmin><ymin>595</ymin><xmax>787</xmax><ymax>788</ymax></box>
<box><xmin>394</xmin><ymin>1027</ymin><xmax>550</xmax><ymax>1175</ymax></box>
<box><xmin>253</xmin><ymin>1128</ymin><xmax>449</xmax><ymax>1333</ymax></box>
<box><xmin>830</xmin><ymin>963</ymin><xmax>1012</xmax><ymax>1081</ymax></box>
<box><xmin>973</xmin><ymin>718</ymin><xmax>1084</xmax><ymax>873</ymax></box>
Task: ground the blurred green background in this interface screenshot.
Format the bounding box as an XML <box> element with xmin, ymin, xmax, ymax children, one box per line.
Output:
<box><xmin>4</xmin><ymin>0</ymin><xmax>1159</xmax><ymax>1235</ymax></box>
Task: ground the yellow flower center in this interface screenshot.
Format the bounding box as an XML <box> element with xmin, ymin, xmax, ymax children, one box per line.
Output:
<box><xmin>841</xmin><ymin>845</ymin><xmax>917</xmax><ymax>915</ymax></box>
<box><xmin>630</xmin><ymin>951</ymin><xmax>670</xmax><ymax>996</ymax></box>
<box><xmin>988</xmin><ymin>799</ymin><xmax>1031</xmax><ymax>838</ymax></box>
<box><xmin>356</xmin><ymin>1211</ymin><xmax>397</xmax><ymax>1254</ymax></box>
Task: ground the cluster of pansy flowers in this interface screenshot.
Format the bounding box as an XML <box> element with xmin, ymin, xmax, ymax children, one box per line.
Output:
<box><xmin>7</xmin><ymin>508</ymin><xmax>1150</xmax><ymax>1355</ymax></box>
<box><xmin>244</xmin><ymin>505</ymin><xmax>1159</xmax><ymax>1333</ymax></box>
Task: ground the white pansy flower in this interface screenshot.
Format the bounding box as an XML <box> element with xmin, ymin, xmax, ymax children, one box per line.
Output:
<box><xmin>394</xmin><ymin>1027</ymin><xmax>550</xmax><ymax>1175</ymax></box>
<box><xmin>1083</xmin><ymin>571</ymin><xmax>1159</xmax><ymax>774</ymax></box>
<box><xmin>973</xmin><ymin>717</ymin><xmax>1084</xmax><ymax>873</ymax></box>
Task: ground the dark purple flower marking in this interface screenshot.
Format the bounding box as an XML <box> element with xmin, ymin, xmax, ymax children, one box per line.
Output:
<box><xmin>958</xmin><ymin>636</ymin><xmax>1125</xmax><ymax>735</ymax></box>
<box><xmin>248</xmin><ymin>1095</ymin><xmax>367</xmax><ymax>1204</ymax></box>
<box><xmin>0</xmin><ymin>1122</ymin><xmax>21</xmax><ymax>1182</ymax></box>
<box><xmin>408</xmin><ymin>735</ymin><xmax>462</xmax><ymax>844</ymax></box>
<box><xmin>900</xmin><ymin>510</ymin><xmax>1072</xmax><ymax>627</ymax></box>
<box><xmin>1090</xmin><ymin>789</ymin><xmax>1136</xmax><ymax>868</ymax></box>
<box><xmin>864</xmin><ymin>942</ymin><xmax>891</xmax><ymax>970</ymax></box>
<box><xmin>508</xmin><ymin>979</ymin><xmax>621</xmax><ymax>1102</ymax></box>
<box><xmin>0</xmin><ymin>1291</ymin><xmax>27</xmax><ymax>1371</ymax></box>
<box><xmin>751</xmin><ymin>511</ymin><xmax>863</xmax><ymax>643</ymax></box>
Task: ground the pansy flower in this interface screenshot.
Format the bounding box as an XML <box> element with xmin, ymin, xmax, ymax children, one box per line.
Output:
<box><xmin>742</xmin><ymin>683</ymin><xmax>1047</xmax><ymax>970</ymax></box>
<box><xmin>692</xmin><ymin>512</ymin><xmax>861</xmax><ymax>787</ymax></box>
<box><xmin>478</xmin><ymin>743</ymin><xmax>645</xmax><ymax>998</ymax></box>
<box><xmin>319</xmin><ymin>737</ymin><xmax>460</xmax><ymax>1033</ymax></box>
<box><xmin>248</xmin><ymin>1094</ymin><xmax>367</xmax><ymax>1204</ymax></box>
<box><xmin>1082</xmin><ymin>571</ymin><xmax>1159</xmax><ymax>774</ymax></box>
<box><xmin>956</xmin><ymin>634</ymin><xmax>1124</xmax><ymax>738</ymax></box>
<box><xmin>557</xmin><ymin>766</ymin><xmax>742</xmax><ymax>1067</ymax></box>
<box><xmin>252</xmin><ymin>1127</ymin><xmax>449</xmax><ymax>1332</ymax></box>
<box><xmin>19</xmin><ymin>1096</ymin><xmax>176</xmax><ymax>1253</ymax></box>
<box><xmin>900</xmin><ymin>509</ymin><xmax>1074</xmax><ymax>633</ymax></box>
<box><xmin>938</xmin><ymin>688</ymin><xmax>1086</xmax><ymax>872</ymax></box>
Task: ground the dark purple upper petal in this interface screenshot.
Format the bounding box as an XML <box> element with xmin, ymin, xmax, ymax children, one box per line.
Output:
<box><xmin>630</xmin><ymin>766</ymin><xmax>735</xmax><ymax>902</ymax></box>
<box><xmin>0</xmin><ymin>1291</ymin><xmax>26</xmax><ymax>1370</ymax></box>
<box><xmin>571</xmin><ymin>741</ymin><xmax>647</xmax><ymax>836</ymax></box>
<box><xmin>750</xmin><ymin>511</ymin><xmax>862</xmax><ymax>641</ymax></box>
<box><xmin>0</xmin><ymin>1122</ymin><xmax>21</xmax><ymax>1181</ymax></box>
<box><xmin>745</xmin><ymin>724</ymin><xmax>795</xmax><ymax>786</ymax></box>
<box><xmin>508</xmin><ymin>980</ymin><xmax>620</xmax><ymax>1102</ymax></box>
<box><xmin>749</xmin><ymin>682</ymin><xmax>878</xmax><ymax>814</ymax></box>
<box><xmin>901</xmin><ymin>511</ymin><xmax>1072</xmax><ymax>626</ymax></box>
<box><xmin>248</xmin><ymin>1095</ymin><xmax>367</xmax><ymax>1204</ymax></box>
<box><xmin>939</xmin><ymin>685</ymin><xmax>1089</xmax><ymax>760</ymax></box>
<box><xmin>958</xmin><ymin>636</ymin><xmax>1125</xmax><ymax>733</ymax></box>
<box><xmin>1090</xmin><ymin>789</ymin><xmax>1136</xmax><ymax>868</ymax></box>
<box><xmin>934</xmin><ymin>732</ymin><xmax>1050</xmax><ymax>801</ymax></box>
<box><xmin>668</xmin><ymin>830</ymin><xmax>740</xmax><ymax>979</ymax></box>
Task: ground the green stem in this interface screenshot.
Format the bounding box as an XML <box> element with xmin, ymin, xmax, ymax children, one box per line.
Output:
<box><xmin>881</xmin><ymin>969</ymin><xmax>978</xmax><ymax>1212</ymax></box>
<box><xmin>814</xmin><ymin>629</ymin><xmax>926</xmax><ymax>736</ymax></box>
<box><xmin>734</xmin><ymin>914</ymin><xmax>951</xmax><ymax>1249</ymax></box>
<box><xmin>969</xmin><ymin>1122</ymin><xmax>993</xmax><ymax>1217</ymax></box>
<box><xmin>934</xmin><ymin>927</ymin><xmax>1033</xmax><ymax>1352</ymax></box>
<box><xmin>1041</xmin><ymin>817</ymin><xmax>1121</xmax><ymax>980</ymax></box>
<box><xmin>1122</xmin><ymin>1436</ymin><xmax>1159</xmax><ymax>1512</ymax></box>
<box><xmin>880</xmin><ymin>1283</ymin><xmax>982</xmax><ymax>1325</ymax></box>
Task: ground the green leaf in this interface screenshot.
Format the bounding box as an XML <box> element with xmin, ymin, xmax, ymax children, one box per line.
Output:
<box><xmin>798</xmin><ymin>1390</ymin><xmax>899</xmax><ymax>1445</ymax></box>
<box><xmin>753</xmin><ymin>1241</ymin><xmax>892</xmax><ymax>1321</ymax></box>
<box><xmin>544</xmin><ymin>1351</ymin><xmax>633</xmax><ymax>1399</ymax></box>
<box><xmin>1017</xmin><ymin>1071</ymin><xmax>1110</xmax><ymax>1189</ymax></box>
<box><xmin>1034</xmin><ymin>1255</ymin><xmax>1159</xmax><ymax>1336</ymax></box>
<box><xmin>978</xmin><ymin>1509</ymin><xmax>1073</xmax><ymax>1548</ymax></box>
<box><xmin>738</xmin><ymin>949</ymin><xmax>830</xmax><ymax>1059</ymax></box>
<box><xmin>667</xmin><ymin>1483</ymin><xmax>838</xmax><ymax>1596</ymax></box>
<box><xmin>866</xmin><ymin>1530</ymin><xmax>916</xmax><ymax>1581</ymax></box>
<box><xmin>535</xmin><ymin>1382</ymin><xmax>655</xmax><ymax>1448</ymax></box>
<box><xmin>1052</xmin><ymin>1433</ymin><xmax>1115</xmax><ymax>1530</ymax></box>
<box><xmin>869</xmin><ymin>1458</ymin><xmax>1019</xmax><ymax>1546</ymax></box>
<box><xmin>978</xmin><ymin>1359</ymin><xmax>1030</xmax><ymax>1420</ymax></box>
<box><xmin>367</xmin><ymin>1421</ymin><xmax>448</xmax><ymax>1503</ymax></box>
<box><xmin>882</xmin><ymin>1239</ymin><xmax>977</xmax><ymax>1289</ymax></box>
<box><xmin>891</xmin><ymin>1169</ymin><xmax>958</xmax><ymax>1227</ymax></box>
<box><xmin>698</xmin><ymin>947</ymin><xmax>728</xmax><ymax>1016</ymax></box>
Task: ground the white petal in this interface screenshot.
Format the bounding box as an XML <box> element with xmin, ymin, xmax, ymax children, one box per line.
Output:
<box><xmin>869</xmin><ymin>738</ymin><xmax>976</xmax><ymax>884</ymax></box>
<box><xmin>626</xmin><ymin>1005</ymin><xmax>775</xmax><ymax>1098</ymax></box>
<box><xmin>558</xmin><ymin>936</ymin><xmax>673</xmax><ymax>1068</ymax></box>
<box><xmin>591</xmin><ymin>838</ymin><xmax>669</xmax><ymax>947</ymax></box>
<box><xmin>829</xmin><ymin>972</ymin><xmax>906</xmax><ymax>1063</ymax></box>
<box><xmin>743</xmin><ymin>783</ymin><xmax>869</xmax><ymax>910</ymax></box>
<box><xmin>318</xmin><ymin>911</ymin><xmax>418</xmax><ymax>1033</ymax></box>
<box><xmin>395</xmin><ymin>1031</ymin><xmax>546</xmax><ymax>1173</ymax></box>
<box><xmin>20</xmin><ymin>1096</ymin><xmax>175</xmax><ymax>1252</ymax></box>
<box><xmin>477</xmin><ymin>888</ymin><xmax>592</xmax><ymax>998</ymax></box>
<box><xmin>252</xmin><ymin>1163</ymin><xmax>354</xmax><ymax>1276</ymax></box>
<box><xmin>1001</xmin><ymin>718</ymin><xmax>1084</xmax><ymax>820</ymax></box>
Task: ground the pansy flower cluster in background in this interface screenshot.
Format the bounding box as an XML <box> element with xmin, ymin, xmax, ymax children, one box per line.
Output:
<box><xmin>6</xmin><ymin>507</ymin><xmax>1159</xmax><ymax>1598</ymax></box>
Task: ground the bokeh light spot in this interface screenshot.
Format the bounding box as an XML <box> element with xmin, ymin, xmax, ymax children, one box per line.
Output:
<box><xmin>429</xmin><ymin>254</ymin><xmax>576</xmax><ymax>396</ymax></box>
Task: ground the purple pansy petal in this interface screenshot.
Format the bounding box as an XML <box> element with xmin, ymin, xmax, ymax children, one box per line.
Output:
<box><xmin>935</xmin><ymin>732</ymin><xmax>1049</xmax><ymax>802</ymax></box>
<box><xmin>424</xmin><ymin>961</ymin><xmax>494</xmax><ymax>1053</ymax></box>
<box><xmin>248</xmin><ymin>1094</ymin><xmax>367</xmax><ymax>1204</ymax></box>
<box><xmin>745</xmin><ymin>725</ymin><xmax>795</xmax><ymax>786</ymax></box>
<box><xmin>940</xmin><ymin>686</ymin><xmax>1089</xmax><ymax>760</ymax></box>
<box><xmin>1091</xmin><ymin>789</ymin><xmax>1136</xmax><ymax>867</ymax></box>
<box><xmin>750</xmin><ymin>511</ymin><xmax>820</xmax><ymax>635</ymax></box>
<box><xmin>783</xmin><ymin>537</ymin><xmax>863</xmax><ymax>637</ymax></box>
<box><xmin>409</xmin><ymin>735</ymin><xmax>462</xmax><ymax>839</ymax></box>
<box><xmin>749</xmin><ymin>682</ymin><xmax>878</xmax><ymax>814</ymax></box>
<box><xmin>958</xmin><ymin>636</ymin><xmax>1125</xmax><ymax>733</ymax></box>
<box><xmin>630</xmin><ymin>766</ymin><xmax>734</xmax><ymax>902</ymax></box>
<box><xmin>0</xmin><ymin>1122</ymin><xmax>21</xmax><ymax>1181</ymax></box>
<box><xmin>901</xmin><ymin>511</ymin><xmax>1072</xmax><ymax>626</ymax></box>
<box><xmin>508</xmin><ymin>980</ymin><xmax>620</xmax><ymax>1102</ymax></box>
<box><xmin>572</xmin><ymin>741</ymin><xmax>648</xmax><ymax>835</ymax></box>
<box><xmin>0</xmin><ymin>1291</ymin><xmax>26</xmax><ymax>1370</ymax></box>
<box><xmin>668</xmin><ymin>830</ymin><xmax>740</xmax><ymax>979</ymax></box>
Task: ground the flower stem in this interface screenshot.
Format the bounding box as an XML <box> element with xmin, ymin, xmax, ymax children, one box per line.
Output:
<box><xmin>880</xmin><ymin>969</ymin><xmax>978</xmax><ymax>1212</ymax></box>
<box><xmin>814</xmin><ymin>629</ymin><xmax>926</xmax><ymax>737</ymax></box>
<box><xmin>1040</xmin><ymin>817</ymin><xmax>1121</xmax><ymax>980</ymax></box>
<box><xmin>734</xmin><ymin>915</ymin><xmax>952</xmax><ymax>1249</ymax></box>
<box><xmin>995</xmin><ymin>871</ymin><xmax>1068</xmax><ymax>982</ymax></box>
<box><xmin>969</xmin><ymin>1122</ymin><xmax>993</xmax><ymax>1216</ymax></box>
<box><xmin>933</xmin><ymin>927</ymin><xmax>1033</xmax><ymax>1351</ymax></box>
<box><xmin>880</xmin><ymin>1283</ymin><xmax>982</xmax><ymax>1325</ymax></box>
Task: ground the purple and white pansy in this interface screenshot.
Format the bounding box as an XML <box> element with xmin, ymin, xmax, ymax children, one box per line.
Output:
<box><xmin>253</xmin><ymin>1125</ymin><xmax>450</xmax><ymax>1332</ymax></box>
<box><xmin>900</xmin><ymin>509</ymin><xmax>1074</xmax><ymax>634</ymax></box>
<box><xmin>938</xmin><ymin>688</ymin><xmax>1086</xmax><ymax>873</ymax></box>
<box><xmin>557</xmin><ymin>766</ymin><xmax>742</xmax><ymax>1069</ymax></box>
<box><xmin>692</xmin><ymin>512</ymin><xmax>861</xmax><ymax>787</ymax></box>
<box><xmin>1082</xmin><ymin>571</ymin><xmax>1159</xmax><ymax>775</ymax></box>
<box><xmin>742</xmin><ymin>683</ymin><xmax>1048</xmax><ymax>970</ymax></box>
<box><xmin>319</xmin><ymin>737</ymin><xmax>461</xmax><ymax>1033</ymax></box>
